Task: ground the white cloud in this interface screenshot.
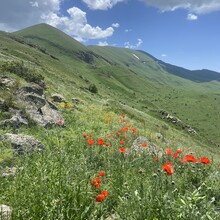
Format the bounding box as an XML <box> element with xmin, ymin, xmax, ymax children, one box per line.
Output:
<box><xmin>124</xmin><ymin>38</ymin><xmax>143</xmax><ymax>49</ymax></box>
<box><xmin>161</xmin><ymin>54</ymin><xmax>167</xmax><ymax>57</ymax></box>
<box><xmin>112</xmin><ymin>23</ymin><xmax>120</xmax><ymax>28</ymax></box>
<box><xmin>0</xmin><ymin>0</ymin><xmax>61</xmax><ymax>31</ymax></box>
<box><xmin>125</xmin><ymin>29</ymin><xmax>132</xmax><ymax>32</ymax></box>
<box><xmin>30</xmin><ymin>1</ymin><xmax>39</xmax><ymax>7</ymax></box>
<box><xmin>42</xmin><ymin>7</ymin><xmax>114</xmax><ymax>42</ymax></box>
<box><xmin>0</xmin><ymin>1</ymin><xmax>115</xmax><ymax>42</ymax></box>
<box><xmin>187</xmin><ymin>13</ymin><xmax>198</xmax><ymax>20</ymax></box>
<box><xmin>82</xmin><ymin>0</ymin><xmax>126</xmax><ymax>10</ymax></box>
<box><xmin>97</xmin><ymin>41</ymin><xmax>109</xmax><ymax>46</ymax></box>
<box><xmin>139</xmin><ymin>0</ymin><xmax>220</xmax><ymax>14</ymax></box>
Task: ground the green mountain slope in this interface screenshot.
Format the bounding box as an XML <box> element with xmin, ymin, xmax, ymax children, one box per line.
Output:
<box><xmin>1</xmin><ymin>23</ymin><xmax>220</xmax><ymax>146</ymax></box>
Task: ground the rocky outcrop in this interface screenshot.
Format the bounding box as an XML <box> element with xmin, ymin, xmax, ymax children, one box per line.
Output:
<box><xmin>130</xmin><ymin>136</ymin><xmax>163</xmax><ymax>158</ymax></box>
<box><xmin>160</xmin><ymin>110</ymin><xmax>196</xmax><ymax>134</ymax></box>
<box><xmin>1</xmin><ymin>133</ymin><xmax>43</xmax><ymax>154</ymax></box>
<box><xmin>0</xmin><ymin>110</ymin><xmax>28</xmax><ymax>128</ymax></box>
<box><xmin>16</xmin><ymin>83</ymin><xmax>64</xmax><ymax>127</ymax></box>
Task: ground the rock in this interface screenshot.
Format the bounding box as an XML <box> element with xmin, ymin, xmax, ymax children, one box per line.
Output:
<box><xmin>1</xmin><ymin>167</ymin><xmax>17</xmax><ymax>177</ymax></box>
<box><xmin>17</xmin><ymin>83</ymin><xmax>44</xmax><ymax>96</ymax></box>
<box><xmin>16</xmin><ymin>84</ymin><xmax>64</xmax><ymax>127</ymax></box>
<box><xmin>0</xmin><ymin>110</ymin><xmax>28</xmax><ymax>128</ymax></box>
<box><xmin>51</xmin><ymin>93</ymin><xmax>66</xmax><ymax>103</ymax></box>
<box><xmin>0</xmin><ymin>76</ymin><xmax>16</xmax><ymax>87</ymax></box>
<box><xmin>0</xmin><ymin>204</ymin><xmax>12</xmax><ymax>220</ymax></box>
<box><xmin>1</xmin><ymin>133</ymin><xmax>43</xmax><ymax>154</ymax></box>
<box><xmin>71</xmin><ymin>98</ymin><xmax>80</xmax><ymax>105</ymax></box>
<box><xmin>130</xmin><ymin>136</ymin><xmax>163</xmax><ymax>158</ymax></box>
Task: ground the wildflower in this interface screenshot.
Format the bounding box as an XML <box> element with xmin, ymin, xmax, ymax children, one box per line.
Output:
<box><xmin>96</xmin><ymin>194</ymin><xmax>105</xmax><ymax>202</ymax></box>
<box><xmin>98</xmin><ymin>172</ymin><xmax>106</xmax><ymax>177</ymax></box>
<box><xmin>121</xmin><ymin>133</ymin><xmax>126</xmax><ymax>138</ymax></box>
<box><xmin>173</xmin><ymin>153</ymin><xmax>179</xmax><ymax>159</ymax></box>
<box><xmin>162</xmin><ymin>162</ymin><xmax>174</xmax><ymax>176</ymax></box>
<box><xmin>88</xmin><ymin>134</ymin><xmax>92</xmax><ymax>137</ymax></box>
<box><xmin>115</xmin><ymin>131</ymin><xmax>120</xmax><ymax>135</ymax></box>
<box><xmin>82</xmin><ymin>134</ymin><xmax>87</xmax><ymax>138</ymax></box>
<box><xmin>105</xmin><ymin>143</ymin><xmax>110</xmax><ymax>147</ymax></box>
<box><xmin>141</xmin><ymin>143</ymin><xmax>147</xmax><ymax>147</ymax></box>
<box><xmin>120</xmin><ymin>127</ymin><xmax>129</xmax><ymax>132</ymax></box>
<box><xmin>165</xmin><ymin>148</ymin><xmax>172</xmax><ymax>156</ymax></box>
<box><xmin>101</xmin><ymin>190</ymin><xmax>108</xmax><ymax>198</ymax></box>
<box><xmin>57</xmin><ymin>119</ymin><xmax>63</xmax><ymax>125</ymax></box>
<box><xmin>97</xmin><ymin>138</ymin><xmax>105</xmax><ymax>145</ymax></box>
<box><xmin>90</xmin><ymin>177</ymin><xmax>101</xmax><ymax>188</ymax></box>
<box><xmin>181</xmin><ymin>155</ymin><xmax>197</xmax><ymax>163</ymax></box>
<box><xmin>88</xmin><ymin>139</ymin><xmax>95</xmax><ymax>145</ymax></box>
<box><xmin>176</xmin><ymin>149</ymin><xmax>182</xmax><ymax>154</ymax></box>
<box><xmin>132</xmin><ymin>128</ymin><xmax>138</xmax><ymax>135</ymax></box>
<box><xmin>119</xmin><ymin>140</ymin><xmax>125</xmax><ymax>145</ymax></box>
<box><xmin>154</xmin><ymin>157</ymin><xmax>159</xmax><ymax>162</ymax></box>
<box><xmin>200</xmin><ymin>157</ymin><xmax>210</xmax><ymax>165</ymax></box>
<box><xmin>118</xmin><ymin>148</ymin><xmax>127</xmax><ymax>153</ymax></box>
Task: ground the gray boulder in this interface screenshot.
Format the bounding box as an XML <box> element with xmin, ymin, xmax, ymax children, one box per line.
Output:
<box><xmin>0</xmin><ymin>204</ymin><xmax>12</xmax><ymax>220</ymax></box>
<box><xmin>1</xmin><ymin>133</ymin><xmax>43</xmax><ymax>154</ymax></box>
<box><xmin>16</xmin><ymin>84</ymin><xmax>64</xmax><ymax>127</ymax></box>
<box><xmin>0</xmin><ymin>110</ymin><xmax>28</xmax><ymax>128</ymax></box>
<box><xmin>130</xmin><ymin>136</ymin><xmax>163</xmax><ymax>158</ymax></box>
<box><xmin>0</xmin><ymin>76</ymin><xmax>16</xmax><ymax>87</ymax></box>
<box><xmin>51</xmin><ymin>93</ymin><xmax>66</xmax><ymax>103</ymax></box>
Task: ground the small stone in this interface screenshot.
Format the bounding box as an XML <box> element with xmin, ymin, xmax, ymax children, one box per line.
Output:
<box><xmin>0</xmin><ymin>204</ymin><xmax>12</xmax><ymax>220</ymax></box>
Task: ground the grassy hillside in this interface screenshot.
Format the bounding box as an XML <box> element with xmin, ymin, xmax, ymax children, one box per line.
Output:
<box><xmin>0</xmin><ymin>23</ymin><xmax>219</xmax><ymax>145</ymax></box>
<box><xmin>1</xmin><ymin>23</ymin><xmax>220</xmax><ymax>219</ymax></box>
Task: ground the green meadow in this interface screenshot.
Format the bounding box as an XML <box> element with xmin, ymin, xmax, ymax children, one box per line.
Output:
<box><xmin>0</xmin><ymin>23</ymin><xmax>220</xmax><ymax>219</ymax></box>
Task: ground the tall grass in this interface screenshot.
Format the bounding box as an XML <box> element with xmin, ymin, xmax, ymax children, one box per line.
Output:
<box><xmin>0</xmin><ymin>104</ymin><xmax>219</xmax><ymax>219</ymax></box>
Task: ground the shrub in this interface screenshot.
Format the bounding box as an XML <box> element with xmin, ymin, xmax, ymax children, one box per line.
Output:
<box><xmin>89</xmin><ymin>84</ymin><xmax>98</xmax><ymax>94</ymax></box>
<box><xmin>0</xmin><ymin>61</ymin><xmax>44</xmax><ymax>84</ymax></box>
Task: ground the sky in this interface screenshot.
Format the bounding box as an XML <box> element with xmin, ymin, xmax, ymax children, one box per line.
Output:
<box><xmin>0</xmin><ymin>0</ymin><xmax>220</xmax><ymax>72</ymax></box>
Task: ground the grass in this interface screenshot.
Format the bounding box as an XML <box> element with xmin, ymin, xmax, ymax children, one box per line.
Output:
<box><xmin>1</xmin><ymin>23</ymin><xmax>220</xmax><ymax>218</ymax></box>
<box><xmin>1</xmin><ymin>104</ymin><xmax>220</xmax><ymax>219</ymax></box>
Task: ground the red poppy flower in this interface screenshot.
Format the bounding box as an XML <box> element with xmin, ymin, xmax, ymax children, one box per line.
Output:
<box><xmin>181</xmin><ymin>155</ymin><xmax>197</xmax><ymax>163</ymax></box>
<box><xmin>97</xmin><ymin>138</ymin><xmax>105</xmax><ymax>145</ymax></box>
<box><xmin>118</xmin><ymin>147</ymin><xmax>127</xmax><ymax>153</ymax></box>
<box><xmin>121</xmin><ymin>133</ymin><xmax>126</xmax><ymax>138</ymax></box>
<box><xmin>82</xmin><ymin>134</ymin><xmax>87</xmax><ymax>138</ymax></box>
<box><xmin>98</xmin><ymin>172</ymin><xmax>106</xmax><ymax>177</ymax></box>
<box><xmin>88</xmin><ymin>139</ymin><xmax>95</xmax><ymax>145</ymax></box>
<box><xmin>162</xmin><ymin>162</ymin><xmax>174</xmax><ymax>176</ymax></box>
<box><xmin>176</xmin><ymin>149</ymin><xmax>182</xmax><ymax>154</ymax></box>
<box><xmin>96</xmin><ymin>194</ymin><xmax>105</xmax><ymax>202</ymax></box>
<box><xmin>101</xmin><ymin>190</ymin><xmax>108</xmax><ymax>198</ymax></box>
<box><xmin>90</xmin><ymin>177</ymin><xmax>101</xmax><ymax>188</ymax></box>
<box><xmin>119</xmin><ymin>140</ymin><xmax>125</xmax><ymax>145</ymax></box>
<box><xmin>154</xmin><ymin>157</ymin><xmax>159</xmax><ymax>161</ymax></box>
<box><xmin>115</xmin><ymin>131</ymin><xmax>120</xmax><ymax>135</ymax></box>
<box><xmin>105</xmin><ymin>143</ymin><xmax>110</xmax><ymax>147</ymax></box>
<box><xmin>173</xmin><ymin>153</ymin><xmax>179</xmax><ymax>159</ymax></box>
<box><xmin>57</xmin><ymin>119</ymin><xmax>63</xmax><ymax>125</ymax></box>
<box><xmin>141</xmin><ymin>143</ymin><xmax>147</xmax><ymax>147</ymax></box>
<box><xmin>88</xmin><ymin>134</ymin><xmax>92</xmax><ymax>137</ymax></box>
<box><xmin>165</xmin><ymin>148</ymin><xmax>172</xmax><ymax>156</ymax></box>
<box><xmin>200</xmin><ymin>157</ymin><xmax>210</xmax><ymax>165</ymax></box>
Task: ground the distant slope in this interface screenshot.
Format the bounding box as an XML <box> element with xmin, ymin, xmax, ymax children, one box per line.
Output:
<box><xmin>138</xmin><ymin>50</ymin><xmax>220</xmax><ymax>82</ymax></box>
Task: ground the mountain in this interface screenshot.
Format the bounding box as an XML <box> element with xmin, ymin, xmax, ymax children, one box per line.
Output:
<box><xmin>0</xmin><ymin>23</ymin><xmax>220</xmax><ymax>146</ymax></box>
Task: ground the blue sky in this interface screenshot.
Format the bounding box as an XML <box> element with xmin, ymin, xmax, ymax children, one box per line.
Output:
<box><xmin>0</xmin><ymin>0</ymin><xmax>220</xmax><ymax>72</ymax></box>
